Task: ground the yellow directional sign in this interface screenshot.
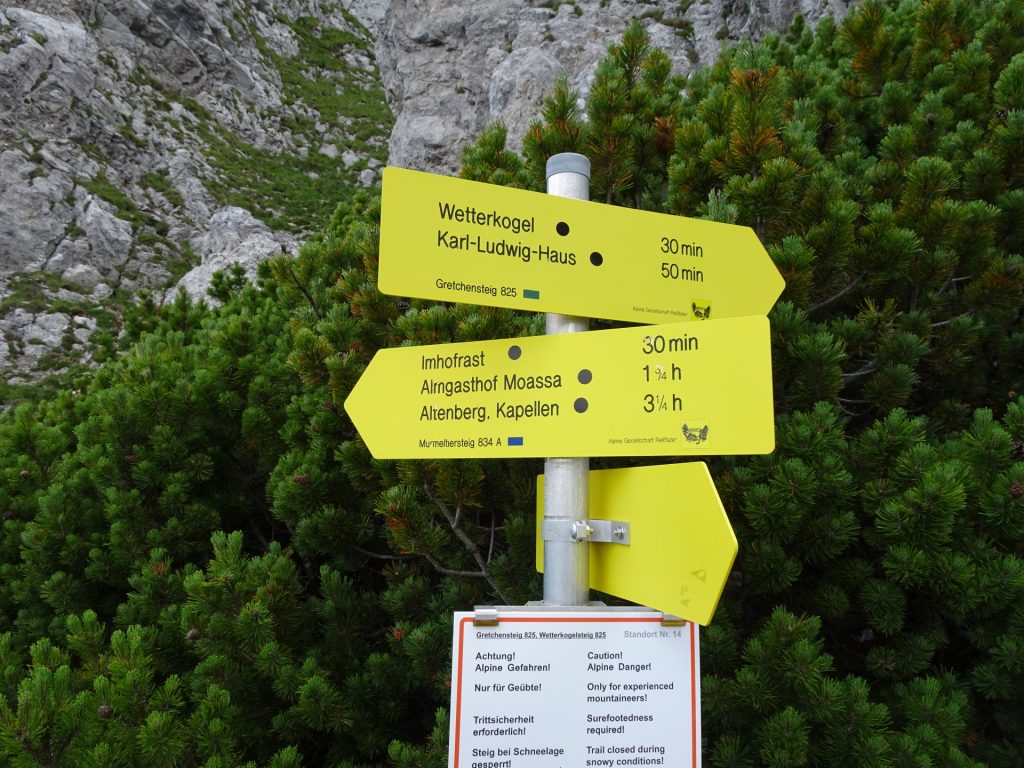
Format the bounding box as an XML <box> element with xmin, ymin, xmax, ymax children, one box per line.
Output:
<box><xmin>378</xmin><ymin>167</ymin><xmax>784</xmax><ymax>324</ymax></box>
<box><xmin>536</xmin><ymin>462</ymin><xmax>737</xmax><ymax>625</ymax></box>
<box><xmin>344</xmin><ymin>316</ymin><xmax>774</xmax><ymax>458</ymax></box>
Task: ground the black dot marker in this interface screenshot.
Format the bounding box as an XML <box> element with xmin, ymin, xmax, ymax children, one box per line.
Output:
<box><xmin>574</xmin><ymin>398</ymin><xmax>589</xmax><ymax>413</ymax></box>
<box><xmin>590</xmin><ymin>252</ymin><xmax>603</xmax><ymax>266</ymax></box>
<box><xmin>578</xmin><ymin>369</ymin><xmax>592</xmax><ymax>384</ymax></box>
<box><xmin>556</xmin><ymin>222</ymin><xmax>570</xmax><ymax>236</ymax></box>
<box><xmin>508</xmin><ymin>345</ymin><xmax>522</xmax><ymax>360</ymax></box>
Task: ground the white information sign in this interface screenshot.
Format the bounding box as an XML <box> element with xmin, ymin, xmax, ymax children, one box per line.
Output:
<box><xmin>448</xmin><ymin>609</ymin><xmax>700</xmax><ymax>768</ymax></box>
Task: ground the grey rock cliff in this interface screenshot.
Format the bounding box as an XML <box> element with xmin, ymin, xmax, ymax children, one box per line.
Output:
<box><xmin>1</xmin><ymin>0</ymin><xmax>853</xmax><ymax>388</ymax></box>
<box><xmin>173</xmin><ymin>206</ymin><xmax>298</xmax><ymax>304</ymax></box>
<box><xmin>376</xmin><ymin>0</ymin><xmax>855</xmax><ymax>173</ymax></box>
<box><xmin>0</xmin><ymin>0</ymin><xmax>387</xmax><ymax>386</ymax></box>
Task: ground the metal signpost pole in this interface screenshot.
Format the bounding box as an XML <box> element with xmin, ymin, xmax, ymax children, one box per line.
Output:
<box><xmin>543</xmin><ymin>153</ymin><xmax>591</xmax><ymax>606</ymax></box>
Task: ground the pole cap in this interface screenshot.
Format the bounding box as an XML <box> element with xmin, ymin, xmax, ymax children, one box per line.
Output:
<box><xmin>546</xmin><ymin>152</ymin><xmax>591</xmax><ymax>180</ymax></box>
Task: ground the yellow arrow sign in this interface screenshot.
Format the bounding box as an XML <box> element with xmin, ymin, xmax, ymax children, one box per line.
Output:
<box><xmin>536</xmin><ymin>462</ymin><xmax>737</xmax><ymax>625</ymax></box>
<box><xmin>378</xmin><ymin>167</ymin><xmax>784</xmax><ymax>324</ymax></box>
<box><xmin>344</xmin><ymin>316</ymin><xmax>774</xmax><ymax>458</ymax></box>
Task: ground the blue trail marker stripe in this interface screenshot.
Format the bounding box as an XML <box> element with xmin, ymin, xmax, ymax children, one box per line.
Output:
<box><xmin>523</xmin><ymin>289</ymin><xmax>540</xmax><ymax>300</ymax></box>
<box><xmin>508</xmin><ymin>437</ymin><xmax>524</xmax><ymax>446</ymax></box>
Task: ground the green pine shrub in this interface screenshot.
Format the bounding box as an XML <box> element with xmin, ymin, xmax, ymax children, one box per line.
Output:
<box><xmin>2</xmin><ymin>1</ymin><xmax>1023</xmax><ymax>766</ymax></box>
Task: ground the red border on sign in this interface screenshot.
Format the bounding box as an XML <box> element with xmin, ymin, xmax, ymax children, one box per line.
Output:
<box><xmin>452</xmin><ymin>615</ymin><xmax>699</xmax><ymax>768</ymax></box>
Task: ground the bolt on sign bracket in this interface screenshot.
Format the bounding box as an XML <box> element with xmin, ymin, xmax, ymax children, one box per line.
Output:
<box><xmin>542</xmin><ymin>518</ymin><xmax>631</xmax><ymax>545</ymax></box>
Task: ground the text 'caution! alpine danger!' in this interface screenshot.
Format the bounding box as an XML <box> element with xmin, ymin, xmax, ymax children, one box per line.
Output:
<box><xmin>448</xmin><ymin>610</ymin><xmax>701</xmax><ymax>768</ymax></box>
<box><xmin>378</xmin><ymin>167</ymin><xmax>784</xmax><ymax>325</ymax></box>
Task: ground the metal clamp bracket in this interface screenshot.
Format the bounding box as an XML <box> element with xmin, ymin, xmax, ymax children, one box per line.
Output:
<box><xmin>542</xmin><ymin>518</ymin><xmax>630</xmax><ymax>545</ymax></box>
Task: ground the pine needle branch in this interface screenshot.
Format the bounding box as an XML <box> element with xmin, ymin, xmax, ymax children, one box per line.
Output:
<box><xmin>423</xmin><ymin>482</ymin><xmax>511</xmax><ymax>603</ymax></box>
<box><xmin>284</xmin><ymin>262</ymin><xmax>323</xmax><ymax>320</ymax></box>
<box><xmin>352</xmin><ymin>545</ymin><xmax>415</xmax><ymax>561</ymax></box>
<box><xmin>807</xmin><ymin>272</ymin><xmax>866</xmax><ymax>314</ymax></box>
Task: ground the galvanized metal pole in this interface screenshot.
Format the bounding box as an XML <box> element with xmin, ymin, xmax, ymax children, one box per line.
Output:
<box><xmin>543</xmin><ymin>153</ymin><xmax>591</xmax><ymax>606</ymax></box>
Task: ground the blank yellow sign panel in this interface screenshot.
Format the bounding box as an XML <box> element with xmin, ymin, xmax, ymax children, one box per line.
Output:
<box><xmin>537</xmin><ymin>462</ymin><xmax>738</xmax><ymax>625</ymax></box>
<box><xmin>344</xmin><ymin>316</ymin><xmax>774</xmax><ymax>459</ymax></box>
<box><xmin>379</xmin><ymin>167</ymin><xmax>785</xmax><ymax>324</ymax></box>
